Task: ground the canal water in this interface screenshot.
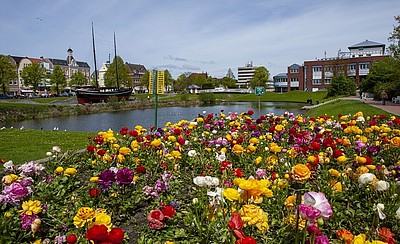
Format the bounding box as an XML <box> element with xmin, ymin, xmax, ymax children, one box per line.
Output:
<box><xmin>2</xmin><ymin>101</ymin><xmax>305</xmax><ymax>132</ymax></box>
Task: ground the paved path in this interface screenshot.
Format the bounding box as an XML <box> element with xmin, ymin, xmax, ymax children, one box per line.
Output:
<box><xmin>302</xmin><ymin>96</ymin><xmax>400</xmax><ymax>116</ymax></box>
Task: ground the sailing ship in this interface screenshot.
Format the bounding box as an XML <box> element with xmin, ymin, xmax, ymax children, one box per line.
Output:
<box><xmin>75</xmin><ymin>23</ymin><xmax>132</xmax><ymax>104</ymax></box>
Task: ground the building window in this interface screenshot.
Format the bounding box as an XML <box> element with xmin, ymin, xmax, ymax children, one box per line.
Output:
<box><xmin>324</xmin><ymin>79</ymin><xmax>331</xmax><ymax>84</ymax></box>
<box><xmin>359</xmin><ymin>63</ymin><xmax>369</xmax><ymax>70</ymax></box>
<box><xmin>313</xmin><ymin>66</ymin><xmax>322</xmax><ymax>72</ymax></box>
<box><xmin>349</xmin><ymin>64</ymin><xmax>356</xmax><ymax>70</ymax></box>
<box><xmin>324</xmin><ymin>66</ymin><xmax>332</xmax><ymax>72</ymax></box>
<box><xmin>290</xmin><ymin>78</ymin><xmax>299</xmax><ymax>82</ymax></box>
<box><xmin>312</xmin><ymin>79</ymin><xmax>321</xmax><ymax>84</ymax></box>
<box><xmin>290</xmin><ymin>68</ymin><xmax>299</xmax><ymax>73</ymax></box>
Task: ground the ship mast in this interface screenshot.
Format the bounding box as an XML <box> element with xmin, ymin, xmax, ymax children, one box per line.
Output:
<box><xmin>92</xmin><ymin>22</ymin><xmax>99</xmax><ymax>88</ymax></box>
<box><xmin>114</xmin><ymin>32</ymin><xmax>119</xmax><ymax>88</ymax></box>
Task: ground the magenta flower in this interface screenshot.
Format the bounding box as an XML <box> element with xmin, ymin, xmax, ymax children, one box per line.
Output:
<box><xmin>299</xmin><ymin>204</ymin><xmax>321</xmax><ymax>221</ymax></box>
<box><xmin>0</xmin><ymin>182</ymin><xmax>30</xmax><ymax>205</ymax></box>
<box><xmin>21</xmin><ymin>214</ymin><xmax>39</xmax><ymax>230</ymax></box>
<box><xmin>304</xmin><ymin>192</ymin><xmax>333</xmax><ymax>220</ymax></box>
<box><xmin>116</xmin><ymin>168</ymin><xmax>134</xmax><ymax>185</ymax></box>
<box><xmin>98</xmin><ymin>169</ymin><xmax>116</xmax><ymax>191</ymax></box>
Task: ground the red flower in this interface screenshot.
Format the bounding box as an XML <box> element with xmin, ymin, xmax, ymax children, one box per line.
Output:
<box><xmin>162</xmin><ymin>205</ymin><xmax>176</xmax><ymax>219</ymax></box>
<box><xmin>173</xmin><ymin>128</ymin><xmax>181</xmax><ymax>135</ymax></box>
<box><xmin>242</xmin><ymin>236</ymin><xmax>257</xmax><ymax>244</ymax></box>
<box><xmin>247</xmin><ymin>110</ymin><xmax>254</xmax><ymax>115</ymax></box>
<box><xmin>87</xmin><ymin>145</ymin><xmax>96</xmax><ymax>153</ymax></box>
<box><xmin>333</xmin><ymin>149</ymin><xmax>344</xmax><ymax>158</ymax></box>
<box><xmin>207</xmin><ymin>113</ymin><xmax>214</xmax><ymax>119</ymax></box>
<box><xmin>378</xmin><ymin>227</ymin><xmax>396</xmax><ymax>244</ymax></box>
<box><xmin>97</xmin><ymin>149</ymin><xmax>107</xmax><ymax>156</ymax></box>
<box><xmin>310</xmin><ymin>141</ymin><xmax>321</xmax><ymax>152</ymax></box>
<box><xmin>147</xmin><ymin>210</ymin><xmax>165</xmax><ymax>230</ymax></box>
<box><xmin>108</xmin><ymin>228</ymin><xmax>125</xmax><ymax>244</ymax></box>
<box><xmin>85</xmin><ymin>225</ymin><xmax>109</xmax><ymax>242</ymax></box>
<box><xmin>234</xmin><ymin>168</ymin><xmax>243</xmax><ymax>177</ymax></box>
<box><xmin>129</xmin><ymin>130</ymin><xmax>138</xmax><ymax>137</ymax></box>
<box><xmin>150</xmin><ymin>210</ymin><xmax>164</xmax><ymax>221</ymax></box>
<box><xmin>93</xmin><ymin>136</ymin><xmax>104</xmax><ymax>144</ymax></box>
<box><xmin>228</xmin><ymin>213</ymin><xmax>245</xmax><ymax>242</ymax></box>
<box><xmin>135</xmin><ymin>165</ymin><xmax>146</xmax><ymax>174</ymax></box>
<box><xmin>177</xmin><ymin>136</ymin><xmax>185</xmax><ymax>145</ymax></box>
<box><xmin>119</xmin><ymin>127</ymin><xmax>128</xmax><ymax>135</ymax></box>
<box><xmin>89</xmin><ymin>188</ymin><xmax>101</xmax><ymax>198</ymax></box>
<box><xmin>66</xmin><ymin>234</ymin><xmax>77</xmax><ymax>243</ymax></box>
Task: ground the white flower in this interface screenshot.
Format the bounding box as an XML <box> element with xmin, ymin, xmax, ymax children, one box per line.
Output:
<box><xmin>207</xmin><ymin>187</ymin><xmax>224</xmax><ymax>206</ymax></box>
<box><xmin>396</xmin><ymin>207</ymin><xmax>400</xmax><ymax>219</ymax></box>
<box><xmin>52</xmin><ymin>146</ymin><xmax>62</xmax><ymax>153</ymax></box>
<box><xmin>109</xmin><ymin>167</ymin><xmax>118</xmax><ymax>173</ymax></box>
<box><xmin>376</xmin><ymin>203</ymin><xmax>386</xmax><ymax>220</ymax></box>
<box><xmin>3</xmin><ymin>161</ymin><xmax>14</xmax><ymax>171</ymax></box>
<box><xmin>215</xmin><ymin>152</ymin><xmax>226</xmax><ymax>162</ymax></box>
<box><xmin>374</xmin><ymin>180</ymin><xmax>390</xmax><ymax>191</ymax></box>
<box><xmin>358</xmin><ymin>173</ymin><xmax>375</xmax><ymax>185</ymax></box>
<box><xmin>188</xmin><ymin>150</ymin><xmax>197</xmax><ymax>157</ymax></box>
<box><xmin>212</xmin><ymin>130</ymin><xmax>218</xmax><ymax>134</ymax></box>
<box><xmin>356</xmin><ymin>116</ymin><xmax>365</xmax><ymax>122</ymax></box>
<box><xmin>193</xmin><ymin>176</ymin><xmax>220</xmax><ymax>187</ymax></box>
<box><xmin>46</xmin><ymin>152</ymin><xmax>52</xmax><ymax>157</ymax></box>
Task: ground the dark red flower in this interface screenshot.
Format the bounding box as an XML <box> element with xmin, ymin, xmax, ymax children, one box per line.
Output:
<box><xmin>162</xmin><ymin>205</ymin><xmax>176</xmax><ymax>219</ymax></box>
<box><xmin>119</xmin><ymin>127</ymin><xmax>128</xmax><ymax>135</ymax></box>
<box><xmin>129</xmin><ymin>130</ymin><xmax>139</xmax><ymax>137</ymax></box>
<box><xmin>242</xmin><ymin>236</ymin><xmax>257</xmax><ymax>244</ymax></box>
<box><xmin>234</xmin><ymin>168</ymin><xmax>243</xmax><ymax>177</ymax></box>
<box><xmin>333</xmin><ymin>149</ymin><xmax>344</xmax><ymax>158</ymax></box>
<box><xmin>93</xmin><ymin>136</ymin><xmax>104</xmax><ymax>144</ymax></box>
<box><xmin>207</xmin><ymin>113</ymin><xmax>214</xmax><ymax>119</ymax></box>
<box><xmin>108</xmin><ymin>228</ymin><xmax>125</xmax><ymax>244</ymax></box>
<box><xmin>89</xmin><ymin>188</ymin><xmax>101</xmax><ymax>198</ymax></box>
<box><xmin>87</xmin><ymin>145</ymin><xmax>96</xmax><ymax>153</ymax></box>
<box><xmin>85</xmin><ymin>224</ymin><xmax>109</xmax><ymax>242</ymax></box>
<box><xmin>66</xmin><ymin>234</ymin><xmax>77</xmax><ymax>243</ymax></box>
<box><xmin>135</xmin><ymin>165</ymin><xmax>146</xmax><ymax>174</ymax></box>
<box><xmin>310</xmin><ymin>141</ymin><xmax>321</xmax><ymax>152</ymax></box>
<box><xmin>173</xmin><ymin>128</ymin><xmax>181</xmax><ymax>135</ymax></box>
<box><xmin>247</xmin><ymin>110</ymin><xmax>254</xmax><ymax>115</ymax></box>
<box><xmin>97</xmin><ymin>149</ymin><xmax>107</xmax><ymax>156</ymax></box>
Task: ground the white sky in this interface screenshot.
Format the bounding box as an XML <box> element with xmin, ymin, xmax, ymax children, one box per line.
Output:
<box><xmin>1</xmin><ymin>0</ymin><xmax>399</xmax><ymax>78</ymax></box>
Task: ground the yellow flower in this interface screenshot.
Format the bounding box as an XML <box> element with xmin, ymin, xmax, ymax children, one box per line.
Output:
<box><xmin>64</xmin><ymin>168</ymin><xmax>77</xmax><ymax>176</ymax></box>
<box><xmin>32</xmin><ymin>239</ymin><xmax>42</xmax><ymax>244</ymax></box>
<box><xmin>55</xmin><ymin>167</ymin><xmax>64</xmax><ymax>174</ymax></box>
<box><xmin>223</xmin><ymin>188</ymin><xmax>240</xmax><ymax>201</ymax></box>
<box><xmin>331</xmin><ymin>180</ymin><xmax>343</xmax><ymax>192</ymax></box>
<box><xmin>170</xmin><ymin>150</ymin><xmax>182</xmax><ymax>160</ymax></box>
<box><xmin>337</xmin><ymin>155</ymin><xmax>348</xmax><ymax>164</ymax></box>
<box><xmin>90</xmin><ymin>176</ymin><xmax>99</xmax><ymax>183</ymax></box>
<box><xmin>353</xmin><ymin>234</ymin><xmax>367</xmax><ymax>244</ymax></box>
<box><xmin>275</xmin><ymin>124</ymin><xmax>284</xmax><ymax>132</ymax></box>
<box><xmin>249</xmin><ymin>137</ymin><xmax>259</xmax><ymax>144</ymax></box>
<box><xmin>90</xmin><ymin>212</ymin><xmax>112</xmax><ymax>230</ymax></box>
<box><xmin>165</xmin><ymin>242</ymin><xmax>175</xmax><ymax>244</ymax></box>
<box><xmin>391</xmin><ymin>136</ymin><xmax>400</xmax><ymax>147</ymax></box>
<box><xmin>73</xmin><ymin>207</ymin><xmax>95</xmax><ymax>228</ymax></box>
<box><xmin>2</xmin><ymin>174</ymin><xmax>19</xmax><ymax>185</ymax></box>
<box><xmin>269</xmin><ymin>142</ymin><xmax>282</xmax><ymax>153</ymax></box>
<box><xmin>255</xmin><ymin>156</ymin><xmax>263</xmax><ymax>165</ymax></box>
<box><xmin>291</xmin><ymin>164</ymin><xmax>311</xmax><ymax>183</ymax></box>
<box><xmin>19</xmin><ymin>200</ymin><xmax>41</xmax><ymax>215</ymax></box>
<box><xmin>130</xmin><ymin>140</ymin><xmax>140</xmax><ymax>151</ymax></box>
<box><xmin>328</xmin><ymin>169</ymin><xmax>340</xmax><ymax>178</ymax></box>
<box><xmin>119</xmin><ymin>147</ymin><xmax>132</xmax><ymax>155</ymax></box>
<box><xmin>151</xmin><ymin>139</ymin><xmax>162</xmax><ymax>147</ymax></box>
<box><xmin>234</xmin><ymin>178</ymin><xmax>273</xmax><ymax>203</ymax></box>
<box><xmin>117</xmin><ymin>154</ymin><xmax>125</xmax><ymax>163</ymax></box>
<box><xmin>239</xmin><ymin>204</ymin><xmax>269</xmax><ymax>232</ymax></box>
<box><xmin>247</xmin><ymin>145</ymin><xmax>257</xmax><ymax>152</ymax></box>
<box><xmin>168</xmin><ymin>135</ymin><xmax>177</xmax><ymax>142</ymax></box>
<box><xmin>232</xmin><ymin>144</ymin><xmax>244</xmax><ymax>154</ymax></box>
<box><xmin>284</xmin><ymin>195</ymin><xmax>297</xmax><ymax>209</ymax></box>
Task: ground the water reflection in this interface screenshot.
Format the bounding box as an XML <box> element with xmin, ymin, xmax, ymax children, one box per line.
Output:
<box><xmin>2</xmin><ymin>102</ymin><xmax>305</xmax><ymax>132</ymax></box>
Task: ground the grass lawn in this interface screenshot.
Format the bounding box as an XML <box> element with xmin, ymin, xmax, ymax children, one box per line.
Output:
<box><xmin>224</xmin><ymin>90</ymin><xmax>331</xmax><ymax>103</ymax></box>
<box><xmin>0</xmin><ymin>129</ymin><xmax>95</xmax><ymax>164</ymax></box>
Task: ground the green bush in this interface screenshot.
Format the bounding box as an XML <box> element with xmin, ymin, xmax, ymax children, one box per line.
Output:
<box><xmin>198</xmin><ymin>93</ymin><xmax>216</xmax><ymax>104</ymax></box>
<box><xmin>327</xmin><ymin>74</ymin><xmax>356</xmax><ymax>97</ymax></box>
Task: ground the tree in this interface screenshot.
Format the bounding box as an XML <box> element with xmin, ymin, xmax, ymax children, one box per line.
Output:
<box><xmin>49</xmin><ymin>66</ymin><xmax>67</xmax><ymax>95</ymax></box>
<box><xmin>249</xmin><ymin>66</ymin><xmax>270</xmax><ymax>88</ymax></box>
<box><xmin>0</xmin><ymin>55</ymin><xmax>17</xmax><ymax>94</ymax></box>
<box><xmin>139</xmin><ymin>71</ymin><xmax>150</xmax><ymax>88</ymax></box>
<box><xmin>327</xmin><ymin>73</ymin><xmax>356</xmax><ymax>97</ymax></box>
<box><xmin>221</xmin><ymin>77</ymin><xmax>237</xmax><ymax>88</ymax></box>
<box><xmin>174</xmin><ymin>74</ymin><xmax>189</xmax><ymax>92</ymax></box>
<box><xmin>388</xmin><ymin>15</ymin><xmax>400</xmax><ymax>59</ymax></box>
<box><xmin>21</xmin><ymin>62</ymin><xmax>46</xmax><ymax>93</ymax></box>
<box><xmin>226</xmin><ymin>68</ymin><xmax>235</xmax><ymax>79</ymax></box>
<box><xmin>164</xmin><ymin>70</ymin><xmax>175</xmax><ymax>92</ymax></box>
<box><xmin>70</xmin><ymin>71</ymin><xmax>87</xmax><ymax>87</ymax></box>
<box><xmin>104</xmin><ymin>56</ymin><xmax>132</xmax><ymax>87</ymax></box>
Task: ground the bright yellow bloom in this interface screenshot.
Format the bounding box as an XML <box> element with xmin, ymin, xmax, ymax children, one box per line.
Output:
<box><xmin>391</xmin><ymin>136</ymin><xmax>400</xmax><ymax>147</ymax></box>
<box><xmin>239</xmin><ymin>204</ymin><xmax>269</xmax><ymax>232</ymax></box>
<box><xmin>73</xmin><ymin>207</ymin><xmax>95</xmax><ymax>228</ymax></box>
<box><xmin>331</xmin><ymin>180</ymin><xmax>342</xmax><ymax>192</ymax></box>
<box><xmin>168</xmin><ymin>135</ymin><xmax>177</xmax><ymax>142</ymax></box>
<box><xmin>234</xmin><ymin>178</ymin><xmax>273</xmax><ymax>203</ymax></box>
<box><xmin>19</xmin><ymin>200</ymin><xmax>41</xmax><ymax>215</ymax></box>
<box><xmin>337</xmin><ymin>155</ymin><xmax>348</xmax><ymax>164</ymax></box>
<box><xmin>117</xmin><ymin>154</ymin><xmax>125</xmax><ymax>163</ymax></box>
<box><xmin>249</xmin><ymin>137</ymin><xmax>259</xmax><ymax>144</ymax></box>
<box><xmin>170</xmin><ymin>150</ymin><xmax>182</xmax><ymax>160</ymax></box>
<box><xmin>113</xmin><ymin>144</ymin><xmax>120</xmax><ymax>150</ymax></box>
<box><xmin>232</xmin><ymin>144</ymin><xmax>244</xmax><ymax>154</ymax></box>
<box><xmin>329</xmin><ymin>169</ymin><xmax>340</xmax><ymax>178</ymax></box>
<box><xmin>223</xmin><ymin>188</ymin><xmax>241</xmax><ymax>201</ymax></box>
<box><xmin>247</xmin><ymin>145</ymin><xmax>257</xmax><ymax>152</ymax></box>
<box><xmin>269</xmin><ymin>142</ymin><xmax>282</xmax><ymax>153</ymax></box>
<box><xmin>90</xmin><ymin>176</ymin><xmax>99</xmax><ymax>183</ymax></box>
<box><xmin>55</xmin><ymin>167</ymin><xmax>64</xmax><ymax>174</ymax></box>
<box><xmin>255</xmin><ymin>156</ymin><xmax>263</xmax><ymax>165</ymax></box>
<box><xmin>64</xmin><ymin>168</ymin><xmax>77</xmax><ymax>176</ymax></box>
<box><xmin>130</xmin><ymin>140</ymin><xmax>140</xmax><ymax>151</ymax></box>
<box><xmin>2</xmin><ymin>174</ymin><xmax>19</xmax><ymax>185</ymax></box>
<box><xmin>90</xmin><ymin>212</ymin><xmax>112</xmax><ymax>230</ymax></box>
<box><xmin>353</xmin><ymin>234</ymin><xmax>367</xmax><ymax>244</ymax></box>
<box><xmin>356</xmin><ymin>156</ymin><xmax>367</xmax><ymax>164</ymax></box>
<box><xmin>285</xmin><ymin>195</ymin><xmax>297</xmax><ymax>209</ymax></box>
<box><xmin>119</xmin><ymin>147</ymin><xmax>132</xmax><ymax>155</ymax></box>
<box><xmin>151</xmin><ymin>139</ymin><xmax>162</xmax><ymax>147</ymax></box>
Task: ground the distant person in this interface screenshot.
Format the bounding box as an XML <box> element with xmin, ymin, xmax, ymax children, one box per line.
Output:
<box><xmin>380</xmin><ymin>90</ymin><xmax>388</xmax><ymax>105</ymax></box>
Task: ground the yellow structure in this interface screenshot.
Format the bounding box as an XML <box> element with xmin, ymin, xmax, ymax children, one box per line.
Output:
<box><xmin>149</xmin><ymin>70</ymin><xmax>165</xmax><ymax>94</ymax></box>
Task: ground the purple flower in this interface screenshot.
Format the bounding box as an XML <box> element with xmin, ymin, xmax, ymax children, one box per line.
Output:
<box><xmin>354</xmin><ymin>140</ymin><xmax>366</xmax><ymax>151</ymax></box>
<box><xmin>98</xmin><ymin>169</ymin><xmax>116</xmax><ymax>191</ymax></box>
<box><xmin>223</xmin><ymin>180</ymin><xmax>233</xmax><ymax>187</ymax></box>
<box><xmin>54</xmin><ymin>235</ymin><xmax>66</xmax><ymax>244</ymax></box>
<box><xmin>255</xmin><ymin>169</ymin><xmax>267</xmax><ymax>179</ymax></box>
<box><xmin>304</xmin><ymin>192</ymin><xmax>333</xmax><ymax>220</ymax></box>
<box><xmin>20</xmin><ymin>178</ymin><xmax>33</xmax><ymax>187</ymax></box>
<box><xmin>314</xmin><ymin>235</ymin><xmax>330</xmax><ymax>244</ymax></box>
<box><xmin>21</xmin><ymin>214</ymin><xmax>39</xmax><ymax>230</ymax></box>
<box><xmin>367</xmin><ymin>146</ymin><xmax>380</xmax><ymax>155</ymax></box>
<box><xmin>18</xmin><ymin>162</ymin><xmax>44</xmax><ymax>177</ymax></box>
<box><xmin>154</xmin><ymin>179</ymin><xmax>169</xmax><ymax>193</ymax></box>
<box><xmin>0</xmin><ymin>182</ymin><xmax>30</xmax><ymax>205</ymax></box>
<box><xmin>116</xmin><ymin>168</ymin><xmax>134</xmax><ymax>185</ymax></box>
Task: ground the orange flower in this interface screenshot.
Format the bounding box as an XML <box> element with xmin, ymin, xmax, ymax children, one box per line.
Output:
<box><xmin>378</xmin><ymin>227</ymin><xmax>396</xmax><ymax>244</ymax></box>
<box><xmin>391</xmin><ymin>136</ymin><xmax>400</xmax><ymax>147</ymax></box>
<box><xmin>336</xmin><ymin>229</ymin><xmax>354</xmax><ymax>244</ymax></box>
<box><xmin>291</xmin><ymin>164</ymin><xmax>311</xmax><ymax>183</ymax></box>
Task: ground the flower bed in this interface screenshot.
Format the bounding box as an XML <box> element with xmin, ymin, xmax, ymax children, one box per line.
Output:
<box><xmin>1</xmin><ymin>110</ymin><xmax>399</xmax><ymax>244</ymax></box>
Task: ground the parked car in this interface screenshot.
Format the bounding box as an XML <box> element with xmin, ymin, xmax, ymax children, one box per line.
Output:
<box><xmin>60</xmin><ymin>92</ymin><xmax>70</xmax><ymax>97</ymax></box>
<box><xmin>0</xmin><ymin>94</ymin><xmax>11</xmax><ymax>99</ymax></box>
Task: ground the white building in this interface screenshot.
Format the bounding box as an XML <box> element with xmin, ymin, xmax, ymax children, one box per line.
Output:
<box><xmin>237</xmin><ymin>62</ymin><xmax>256</xmax><ymax>88</ymax></box>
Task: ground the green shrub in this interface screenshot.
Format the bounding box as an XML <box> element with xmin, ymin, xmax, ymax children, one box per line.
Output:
<box><xmin>198</xmin><ymin>92</ymin><xmax>216</xmax><ymax>104</ymax></box>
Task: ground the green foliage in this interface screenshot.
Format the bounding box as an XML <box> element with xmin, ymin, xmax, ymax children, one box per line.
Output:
<box><xmin>198</xmin><ymin>93</ymin><xmax>216</xmax><ymax>105</ymax></box>
<box><xmin>249</xmin><ymin>66</ymin><xmax>270</xmax><ymax>88</ymax></box>
<box><xmin>221</xmin><ymin>76</ymin><xmax>237</xmax><ymax>88</ymax></box>
<box><xmin>0</xmin><ymin>55</ymin><xmax>17</xmax><ymax>94</ymax></box>
<box><xmin>21</xmin><ymin>62</ymin><xmax>47</xmax><ymax>92</ymax></box>
<box><xmin>69</xmin><ymin>70</ymin><xmax>87</xmax><ymax>87</ymax></box>
<box><xmin>49</xmin><ymin>66</ymin><xmax>67</xmax><ymax>95</ymax></box>
<box><xmin>104</xmin><ymin>56</ymin><xmax>132</xmax><ymax>87</ymax></box>
<box><xmin>388</xmin><ymin>15</ymin><xmax>400</xmax><ymax>59</ymax></box>
<box><xmin>361</xmin><ymin>57</ymin><xmax>400</xmax><ymax>98</ymax></box>
<box><xmin>174</xmin><ymin>74</ymin><xmax>189</xmax><ymax>92</ymax></box>
<box><xmin>327</xmin><ymin>73</ymin><xmax>356</xmax><ymax>97</ymax></box>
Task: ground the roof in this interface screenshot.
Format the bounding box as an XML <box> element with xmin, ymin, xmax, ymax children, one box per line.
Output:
<box><xmin>125</xmin><ymin>63</ymin><xmax>146</xmax><ymax>72</ymax></box>
<box><xmin>273</xmin><ymin>73</ymin><xmax>287</xmax><ymax>78</ymax></box>
<box><xmin>188</xmin><ymin>84</ymin><xmax>200</xmax><ymax>89</ymax></box>
<box><xmin>289</xmin><ymin>63</ymin><xmax>301</xmax><ymax>68</ymax></box>
<box><xmin>348</xmin><ymin>40</ymin><xmax>385</xmax><ymax>49</ymax></box>
<box><xmin>48</xmin><ymin>58</ymin><xmax>89</xmax><ymax>68</ymax></box>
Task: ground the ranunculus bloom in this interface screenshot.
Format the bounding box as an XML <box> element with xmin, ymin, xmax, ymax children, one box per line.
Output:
<box><xmin>98</xmin><ymin>169</ymin><xmax>116</xmax><ymax>191</ymax></box>
<box><xmin>91</xmin><ymin>212</ymin><xmax>112</xmax><ymax>230</ymax></box>
<box><xmin>66</xmin><ymin>234</ymin><xmax>77</xmax><ymax>243</ymax></box>
<box><xmin>374</xmin><ymin>180</ymin><xmax>390</xmax><ymax>191</ymax></box>
<box><xmin>223</xmin><ymin>188</ymin><xmax>241</xmax><ymax>201</ymax></box>
<box><xmin>73</xmin><ymin>207</ymin><xmax>95</xmax><ymax>228</ymax></box>
<box><xmin>299</xmin><ymin>204</ymin><xmax>321</xmax><ymax>221</ymax></box>
<box><xmin>336</xmin><ymin>229</ymin><xmax>354</xmax><ymax>244</ymax></box>
<box><xmin>358</xmin><ymin>173</ymin><xmax>376</xmax><ymax>185</ymax></box>
<box><xmin>239</xmin><ymin>204</ymin><xmax>269</xmax><ymax>232</ymax></box>
<box><xmin>162</xmin><ymin>206</ymin><xmax>176</xmax><ymax>219</ymax></box>
<box><xmin>292</xmin><ymin>164</ymin><xmax>311</xmax><ymax>183</ymax></box>
<box><xmin>147</xmin><ymin>210</ymin><xmax>165</xmax><ymax>230</ymax></box>
<box><xmin>85</xmin><ymin>224</ymin><xmax>109</xmax><ymax>242</ymax></box>
<box><xmin>119</xmin><ymin>146</ymin><xmax>131</xmax><ymax>155</ymax></box>
<box><xmin>64</xmin><ymin>168</ymin><xmax>77</xmax><ymax>176</ymax></box>
<box><xmin>116</xmin><ymin>168</ymin><xmax>134</xmax><ymax>185</ymax></box>
<box><xmin>193</xmin><ymin>176</ymin><xmax>220</xmax><ymax>187</ymax></box>
<box><xmin>19</xmin><ymin>200</ymin><xmax>42</xmax><ymax>216</ymax></box>
<box><xmin>108</xmin><ymin>228</ymin><xmax>125</xmax><ymax>243</ymax></box>
<box><xmin>303</xmin><ymin>192</ymin><xmax>333</xmax><ymax>220</ymax></box>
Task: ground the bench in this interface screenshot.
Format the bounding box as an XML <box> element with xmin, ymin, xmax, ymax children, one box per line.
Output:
<box><xmin>392</xmin><ymin>96</ymin><xmax>400</xmax><ymax>104</ymax></box>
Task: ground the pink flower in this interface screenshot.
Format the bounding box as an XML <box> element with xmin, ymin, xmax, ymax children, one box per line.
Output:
<box><xmin>299</xmin><ymin>204</ymin><xmax>321</xmax><ymax>221</ymax></box>
<box><xmin>147</xmin><ymin>210</ymin><xmax>165</xmax><ymax>230</ymax></box>
<box><xmin>303</xmin><ymin>192</ymin><xmax>333</xmax><ymax>220</ymax></box>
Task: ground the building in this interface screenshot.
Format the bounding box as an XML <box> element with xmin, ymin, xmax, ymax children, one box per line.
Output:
<box><xmin>237</xmin><ymin>62</ymin><xmax>256</xmax><ymax>87</ymax></box>
<box><xmin>272</xmin><ymin>73</ymin><xmax>288</xmax><ymax>93</ymax></box>
<box><xmin>125</xmin><ymin>63</ymin><xmax>147</xmax><ymax>93</ymax></box>
<box><xmin>274</xmin><ymin>40</ymin><xmax>387</xmax><ymax>92</ymax></box>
